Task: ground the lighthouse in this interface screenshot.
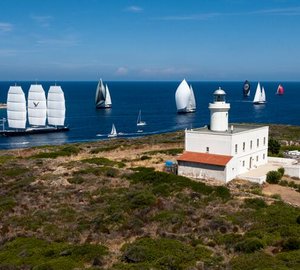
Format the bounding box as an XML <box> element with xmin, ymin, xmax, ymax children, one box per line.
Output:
<box><xmin>208</xmin><ymin>87</ymin><xmax>230</xmax><ymax>132</ymax></box>
<box><xmin>178</xmin><ymin>86</ymin><xmax>269</xmax><ymax>183</ymax></box>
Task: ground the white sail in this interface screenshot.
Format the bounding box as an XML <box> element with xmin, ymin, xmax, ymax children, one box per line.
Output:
<box><xmin>261</xmin><ymin>86</ymin><xmax>266</xmax><ymax>102</ymax></box>
<box><xmin>95</xmin><ymin>79</ymin><xmax>105</xmax><ymax>106</ymax></box>
<box><xmin>105</xmin><ymin>84</ymin><xmax>112</xmax><ymax>106</ymax></box>
<box><xmin>137</xmin><ymin>110</ymin><xmax>146</xmax><ymax>126</ymax></box>
<box><xmin>187</xmin><ymin>85</ymin><xmax>196</xmax><ymax>111</ymax></box>
<box><xmin>47</xmin><ymin>85</ymin><xmax>66</xmax><ymax>126</ymax></box>
<box><xmin>95</xmin><ymin>79</ymin><xmax>111</xmax><ymax>108</ymax></box>
<box><xmin>175</xmin><ymin>79</ymin><xmax>192</xmax><ymax>112</ymax></box>
<box><xmin>253</xmin><ymin>82</ymin><xmax>262</xmax><ymax>103</ymax></box>
<box><xmin>7</xmin><ymin>86</ymin><xmax>27</xmax><ymax>129</ymax></box>
<box><xmin>108</xmin><ymin>123</ymin><xmax>117</xmax><ymax>137</ymax></box>
<box><xmin>28</xmin><ymin>84</ymin><xmax>47</xmax><ymax>126</ymax></box>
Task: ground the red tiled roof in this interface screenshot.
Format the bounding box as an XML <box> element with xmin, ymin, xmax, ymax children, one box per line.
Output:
<box><xmin>177</xmin><ymin>151</ymin><xmax>232</xmax><ymax>166</ymax></box>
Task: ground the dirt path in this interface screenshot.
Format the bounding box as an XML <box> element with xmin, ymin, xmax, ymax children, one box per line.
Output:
<box><xmin>263</xmin><ymin>184</ymin><xmax>300</xmax><ymax>207</ymax></box>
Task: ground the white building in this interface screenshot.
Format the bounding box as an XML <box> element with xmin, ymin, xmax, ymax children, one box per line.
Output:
<box><xmin>177</xmin><ymin>88</ymin><xmax>269</xmax><ymax>183</ymax></box>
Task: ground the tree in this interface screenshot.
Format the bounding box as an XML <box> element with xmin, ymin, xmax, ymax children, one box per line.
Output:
<box><xmin>268</xmin><ymin>138</ymin><xmax>280</xmax><ymax>155</ymax></box>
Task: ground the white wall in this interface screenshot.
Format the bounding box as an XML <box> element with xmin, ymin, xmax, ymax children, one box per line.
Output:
<box><xmin>284</xmin><ymin>165</ymin><xmax>300</xmax><ymax>179</ymax></box>
<box><xmin>231</xmin><ymin>126</ymin><xmax>269</xmax><ymax>157</ymax></box>
<box><xmin>185</xmin><ymin>131</ymin><xmax>232</xmax><ymax>155</ymax></box>
<box><xmin>178</xmin><ymin>161</ymin><xmax>226</xmax><ymax>183</ymax></box>
<box><xmin>185</xmin><ymin>126</ymin><xmax>269</xmax><ymax>160</ymax></box>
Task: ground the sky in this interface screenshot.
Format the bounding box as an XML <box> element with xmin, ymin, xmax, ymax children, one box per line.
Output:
<box><xmin>0</xmin><ymin>0</ymin><xmax>300</xmax><ymax>81</ymax></box>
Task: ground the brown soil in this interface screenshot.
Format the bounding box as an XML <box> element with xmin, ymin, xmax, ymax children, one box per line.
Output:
<box><xmin>262</xmin><ymin>183</ymin><xmax>300</xmax><ymax>207</ymax></box>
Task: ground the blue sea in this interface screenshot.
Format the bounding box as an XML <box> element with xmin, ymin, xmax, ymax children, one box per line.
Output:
<box><xmin>0</xmin><ymin>81</ymin><xmax>299</xmax><ymax>150</ymax></box>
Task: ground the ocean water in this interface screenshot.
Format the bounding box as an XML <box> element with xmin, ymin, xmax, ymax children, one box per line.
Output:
<box><xmin>0</xmin><ymin>81</ymin><xmax>299</xmax><ymax>150</ymax></box>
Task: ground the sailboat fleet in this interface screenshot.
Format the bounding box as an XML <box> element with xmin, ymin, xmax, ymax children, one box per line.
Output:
<box><xmin>0</xmin><ymin>83</ymin><xmax>68</xmax><ymax>136</ymax></box>
<box><xmin>0</xmin><ymin>78</ymin><xmax>284</xmax><ymax>139</ymax></box>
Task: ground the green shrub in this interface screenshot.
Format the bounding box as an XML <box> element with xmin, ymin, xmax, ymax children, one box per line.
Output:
<box><xmin>105</xmin><ymin>167</ymin><xmax>119</xmax><ymax>177</ymax></box>
<box><xmin>0</xmin><ymin>196</ymin><xmax>16</xmax><ymax>213</ymax></box>
<box><xmin>235</xmin><ymin>237</ymin><xmax>264</xmax><ymax>253</ymax></box>
<box><xmin>243</xmin><ymin>198</ymin><xmax>267</xmax><ymax>209</ymax></box>
<box><xmin>282</xmin><ymin>237</ymin><xmax>300</xmax><ymax>251</ymax></box>
<box><xmin>276</xmin><ymin>250</ymin><xmax>300</xmax><ymax>268</ymax></box>
<box><xmin>266</xmin><ymin>170</ymin><xmax>282</xmax><ymax>184</ymax></box>
<box><xmin>68</xmin><ymin>175</ymin><xmax>84</xmax><ymax>184</ymax></box>
<box><xmin>230</xmin><ymin>252</ymin><xmax>286</xmax><ymax>270</ymax></box>
<box><xmin>268</xmin><ymin>138</ymin><xmax>281</xmax><ymax>155</ymax></box>
<box><xmin>143</xmin><ymin>148</ymin><xmax>183</xmax><ymax>156</ymax></box>
<box><xmin>3</xmin><ymin>167</ymin><xmax>29</xmax><ymax>177</ymax></box>
<box><xmin>127</xmin><ymin>190</ymin><xmax>156</xmax><ymax>209</ymax></box>
<box><xmin>128</xmin><ymin>169</ymin><xmax>216</xmax><ymax>196</ymax></box>
<box><xmin>297</xmin><ymin>215</ymin><xmax>300</xmax><ymax>225</ymax></box>
<box><xmin>120</xmin><ymin>237</ymin><xmax>212</xmax><ymax>268</ymax></box>
<box><xmin>214</xmin><ymin>186</ymin><xmax>231</xmax><ymax>201</ymax></box>
<box><xmin>90</xmin><ymin>145</ymin><xmax>119</xmax><ymax>154</ymax></box>
<box><xmin>0</xmin><ymin>155</ymin><xmax>14</xmax><ymax>164</ymax></box>
<box><xmin>82</xmin><ymin>157</ymin><xmax>125</xmax><ymax>168</ymax></box>
<box><xmin>0</xmin><ymin>237</ymin><xmax>108</xmax><ymax>270</ymax></box>
<box><xmin>31</xmin><ymin>145</ymin><xmax>80</xmax><ymax>159</ymax></box>
<box><xmin>278</xmin><ymin>167</ymin><xmax>285</xmax><ymax>177</ymax></box>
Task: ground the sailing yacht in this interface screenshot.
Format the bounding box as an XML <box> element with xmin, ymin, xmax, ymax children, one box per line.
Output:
<box><xmin>137</xmin><ymin>110</ymin><xmax>147</xmax><ymax>126</ymax></box>
<box><xmin>108</xmin><ymin>123</ymin><xmax>117</xmax><ymax>138</ymax></box>
<box><xmin>95</xmin><ymin>79</ymin><xmax>112</xmax><ymax>109</ymax></box>
<box><xmin>253</xmin><ymin>82</ymin><xmax>266</xmax><ymax>104</ymax></box>
<box><xmin>243</xmin><ymin>80</ymin><xmax>251</xmax><ymax>97</ymax></box>
<box><xmin>175</xmin><ymin>79</ymin><xmax>196</xmax><ymax>113</ymax></box>
<box><xmin>276</xmin><ymin>84</ymin><xmax>284</xmax><ymax>95</ymax></box>
<box><xmin>0</xmin><ymin>83</ymin><xmax>69</xmax><ymax>136</ymax></box>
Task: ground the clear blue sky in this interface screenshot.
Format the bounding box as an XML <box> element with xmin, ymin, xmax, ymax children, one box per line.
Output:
<box><xmin>1</xmin><ymin>0</ymin><xmax>300</xmax><ymax>81</ymax></box>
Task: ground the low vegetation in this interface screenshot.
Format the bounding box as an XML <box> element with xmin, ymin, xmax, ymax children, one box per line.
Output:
<box><xmin>0</xmin><ymin>127</ymin><xmax>299</xmax><ymax>269</ymax></box>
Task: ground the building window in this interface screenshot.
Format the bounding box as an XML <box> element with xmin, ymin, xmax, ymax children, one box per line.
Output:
<box><xmin>242</xmin><ymin>160</ymin><xmax>245</xmax><ymax>167</ymax></box>
<box><xmin>250</xmin><ymin>140</ymin><xmax>253</xmax><ymax>150</ymax></box>
<box><xmin>206</xmin><ymin>147</ymin><xmax>209</xmax><ymax>153</ymax></box>
<box><xmin>235</xmin><ymin>144</ymin><xmax>238</xmax><ymax>154</ymax></box>
<box><xmin>263</xmin><ymin>154</ymin><xmax>265</xmax><ymax>159</ymax></box>
<box><xmin>263</xmin><ymin>137</ymin><xmax>266</xmax><ymax>146</ymax></box>
<box><xmin>256</xmin><ymin>156</ymin><xmax>258</xmax><ymax>162</ymax></box>
<box><xmin>243</xmin><ymin>142</ymin><xmax>245</xmax><ymax>152</ymax></box>
<box><xmin>257</xmin><ymin>138</ymin><xmax>259</xmax><ymax>147</ymax></box>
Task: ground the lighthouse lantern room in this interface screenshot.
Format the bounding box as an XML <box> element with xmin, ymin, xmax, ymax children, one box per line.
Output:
<box><xmin>208</xmin><ymin>87</ymin><xmax>230</xmax><ymax>132</ymax></box>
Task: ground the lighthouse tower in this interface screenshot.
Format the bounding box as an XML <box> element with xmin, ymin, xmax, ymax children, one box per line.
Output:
<box><xmin>208</xmin><ymin>87</ymin><xmax>230</xmax><ymax>132</ymax></box>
